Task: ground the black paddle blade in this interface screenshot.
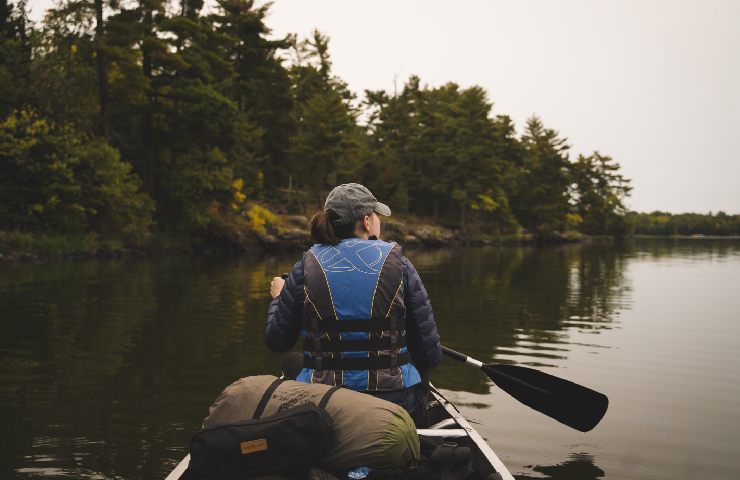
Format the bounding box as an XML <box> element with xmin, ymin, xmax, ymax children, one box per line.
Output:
<box><xmin>483</xmin><ymin>363</ymin><xmax>608</xmax><ymax>432</ymax></box>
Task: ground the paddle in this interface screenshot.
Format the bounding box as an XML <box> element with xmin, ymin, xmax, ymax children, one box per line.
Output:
<box><xmin>441</xmin><ymin>345</ymin><xmax>608</xmax><ymax>432</ymax></box>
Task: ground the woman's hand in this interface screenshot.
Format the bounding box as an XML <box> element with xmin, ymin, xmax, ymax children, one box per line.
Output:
<box><xmin>270</xmin><ymin>276</ymin><xmax>286</xmax><ymax>299</ymax></box>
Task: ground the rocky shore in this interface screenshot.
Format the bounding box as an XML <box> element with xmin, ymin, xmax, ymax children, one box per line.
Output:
<box><xmin>256</xmin><ymin>215</ymin><xmax>546</xmax><ymax>251</ymax></box>
<box><xmin>0</xmin><ymin>214</ymin><xmax>592</xmax><ymax>264</ymax></box>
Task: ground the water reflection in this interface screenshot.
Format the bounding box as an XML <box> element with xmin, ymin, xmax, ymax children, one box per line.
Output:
<box><xmin>518</xmin><ymin>453</ymin><xmax>605</xmax><ymax>480</ymax></box>
<box><xmin>0</xmin><ymin>244</ymin><xmax>632</xmax><ymax>477</ymax></box>
<box><xmin>2</xmin><ymin>239</ymin><xmax>738</xmax><ymax>478</ymax></box>
<box><xmin>416</xmin><ymin>243</ymin><xmax>629</xmax><ymax>394</ymax></box>
<box><xmin>627</xmin><ymin>236</ymin><xmax>740</xmax><ymax>261</ymax></box>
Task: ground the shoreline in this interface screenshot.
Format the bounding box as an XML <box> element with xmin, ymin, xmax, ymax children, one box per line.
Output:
<box><xmin>6</xmin><ymin>231</ymin><xmax>737</xmax><ymax>265</ymax></box>
<box><xmin>0</xmin><ymin>215</ymin><xmax>595</xmax><ymax>265</ymax></box>
<box><xmin>15</xmin><ymin>213</ymin><xmax>739</xmax><ymax>265</ymax></box>
<box><xmin>633</xmin><ymin>234</ymin><xmax>740</xmax><ymax>240</ymax></box>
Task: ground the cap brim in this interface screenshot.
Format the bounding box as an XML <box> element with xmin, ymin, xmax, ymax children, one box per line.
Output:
<box><xmin>374</xmin><ymin>202</ymin><xmax>391</xmax><ymax>216</ymax></box>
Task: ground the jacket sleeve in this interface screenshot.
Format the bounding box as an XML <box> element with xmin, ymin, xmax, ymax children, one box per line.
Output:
<box><xmin>265</xmin><ymin>254</ymin><xmax>305</xmax><ymax>352</ymax></box>
<box><xmin>403</xmin><ymin>256</ymin><xmax>442</xmax><ymax>369</ymax></box>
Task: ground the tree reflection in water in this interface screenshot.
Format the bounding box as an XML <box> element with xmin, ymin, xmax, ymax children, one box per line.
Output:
<box><xmin>518</xmin><ymin>453</ymin><xmax>605</xmax><ymax>480</ymax></box>
<box><xmin>6</xmin><ymin>239</ymin><xmax>733</xmax><ymax>478</ymax></box>
<box><xmin>411</xmin><ymin>243</ymin><xmax>629</xmax><ymax>394</ymax></box>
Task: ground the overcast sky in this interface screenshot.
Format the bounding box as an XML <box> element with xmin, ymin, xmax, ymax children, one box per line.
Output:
<box><xmin>26</xmin><ymin>0</ymin><xmax>740</xmax><ymax>213</ymax></box>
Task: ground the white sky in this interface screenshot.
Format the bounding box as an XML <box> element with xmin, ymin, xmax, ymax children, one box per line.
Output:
<box><xmin>26</xmin><ymin>0</ymin><xmax>740</xmax><ymax>213</ymax></box>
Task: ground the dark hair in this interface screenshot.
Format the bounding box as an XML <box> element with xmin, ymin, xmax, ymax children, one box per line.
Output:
<box><xmin>309</xmin><ymin>210</ymin><xmax>358</xmax><ymax>246</ymax></box>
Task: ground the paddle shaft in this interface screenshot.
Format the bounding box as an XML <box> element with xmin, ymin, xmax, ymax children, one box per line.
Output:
<box><xmin>441</xmin><ymin>346</ymin><xmax>483</xmax><ymax>368</ymax></box>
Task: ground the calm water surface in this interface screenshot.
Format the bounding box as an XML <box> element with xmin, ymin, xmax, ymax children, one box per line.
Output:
<box><xmin>1</xmin><ymin>238</ymin><xmax>739</xmax><ymax>479</ymax></box>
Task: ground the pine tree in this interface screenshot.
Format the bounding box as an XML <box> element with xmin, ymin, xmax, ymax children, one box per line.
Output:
<box><xmin>287</xmin><ymin>30</ymin><xmax>361</xmax><ymax>209</ymax></box>
<box><xmin>0</xmin><ymin>0</ymin><xmax>32</xmax><ymax>117</ymax></box>
<box><xmin>210</xmin><ymin>0</ymin><xmax>292</xmax><ymax>195</ymax></box>
<box><xmin>511</xmin><ymin>116</ymin><xmax>572</xmax><ymax>236</ymax></box>
<box><xmin>572</xmin><ymin>152</ymin><xmax>632</xmax><ymax>235</ymax></box>
<box><xmin>365</xmin><ymin>77</ymin><xmax>519</xmax><ymax>233</ymax></box>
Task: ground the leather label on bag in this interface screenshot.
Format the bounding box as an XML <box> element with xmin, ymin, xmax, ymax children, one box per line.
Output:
<box><xmin>240</xmin><ymin>439</ymin><xmax>268</xmax><ymax>454</ymax></box>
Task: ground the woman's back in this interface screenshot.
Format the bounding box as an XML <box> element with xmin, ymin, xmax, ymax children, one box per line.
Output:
<box><xmin>265</xmin><ymin>183</ymin><xmax>442</xmax><ymax>415</ymax></box>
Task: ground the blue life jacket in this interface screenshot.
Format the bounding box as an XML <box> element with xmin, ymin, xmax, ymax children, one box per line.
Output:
<box><xmin>296</xmin><ymin>239</ymin><xmax>421</xmax><ymax>391</ymax></box>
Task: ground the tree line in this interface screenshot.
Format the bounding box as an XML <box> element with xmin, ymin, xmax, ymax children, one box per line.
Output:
<box><xmin>629</xmin><ymin>212</ymin><xmax>740</xmax><ymax>236</ymax></box>
<box><xmin>1</xmin><ymin>0</ymin><xmax>634</xmax><ymax>248</ymax></box>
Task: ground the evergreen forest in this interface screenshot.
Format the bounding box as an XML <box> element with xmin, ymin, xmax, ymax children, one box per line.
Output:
<box><xmin>3</xmin><ymin>0</ymin><xmax>693</xmax><ymax>254</ymax></box>
<box><xmin>629</xmin><ymin>212</ymin><xmax>740</xmax><ymax>237</ymax></box>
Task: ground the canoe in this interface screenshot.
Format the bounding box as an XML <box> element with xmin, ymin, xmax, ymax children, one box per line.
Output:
<box><xmin>415</xmin><ymin>385</ymin><xmax>514</xmax><ymax>480</ymax></box>
<box><xmin>164</xmin><ymin>384</ymin><xmax>514</xmax><ymax>480</ymax></box>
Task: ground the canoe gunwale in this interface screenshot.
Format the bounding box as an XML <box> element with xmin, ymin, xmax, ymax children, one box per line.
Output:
<box><xmin>427</xmin><ymin>385</ymin><xmax>515</xmax><ymax>480</ymax></box>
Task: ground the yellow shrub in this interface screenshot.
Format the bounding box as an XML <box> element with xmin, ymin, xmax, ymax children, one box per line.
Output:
<box><xmin>232</xmin><ymin>178</ymin><xmax>247</xmax><ymax>208</ymax></box>
<box><xmin>565</xmin><ymin>213</ymin><xmax>583</xmax><ymax>229</ymax></box>
<box><xmin>246</xmin><ymin>204</ymin><xmax>277</xmax><ymax>236</ymax></box>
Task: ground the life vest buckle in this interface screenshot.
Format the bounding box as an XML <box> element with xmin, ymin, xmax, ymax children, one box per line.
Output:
<box><xmin>311</xmin><ymin>334</ymin><xmax>322</xmax><ymax>354</ymax></box>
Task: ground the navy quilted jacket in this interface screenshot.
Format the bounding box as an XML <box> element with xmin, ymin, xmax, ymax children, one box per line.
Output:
<box><xmin>266</xmin><ymin>252</ymin><xmax>442</xmax><ymax>370</ymax></box>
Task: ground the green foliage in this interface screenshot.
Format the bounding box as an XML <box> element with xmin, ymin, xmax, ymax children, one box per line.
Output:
<box><xmin>1</xmin><ymin>0</ymin><xmax>639</xmax><ymax>254</ymax></box>
<box><xmin>157</xmin><ymin>147</ymin><xmax>235</xmax><ymax>232</ymax></box>
<box><xmin>209</xmin><ymin>0</ymin><xmax>293</xmax><ymax>195</ymax></box>
<box><xmin>0</xmin><ymin>0</ymin><xmax>32</xmax><ymax>117</ymax></box>
<box><xmin>571</xmin><ymin>152</ymin><xmax>632</xmax><ymax>235</ymax></box>
<box><xmin>0</xmin><ymin>110</ymin><xmax>153</xmax><ymax>238</ymax></box>
<box><xmin>0</xmin><ymin>229</ymin><xmax>125</xmax><ymax>255</ymax></box>
<box><xmin>286</xmin><ymin>30</ymin><xmax>362</xmax><ymax>207</ymax></box>
<box><xmin>629</xmin><ymin>211</ymin><xmax>740</xmax><ymax>236</ymax></box>
<box><xmin>509</xmin><ymin>117</ymin><xmax>572</xmax><ymax>236</ymax></box>
<box><xmin>364</xmin><ymin>78</ymin><xmax>519</xmax><ymax>233</ymax></box>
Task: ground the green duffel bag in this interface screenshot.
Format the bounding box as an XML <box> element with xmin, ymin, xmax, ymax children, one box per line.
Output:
<box><xmin>204</xmin><ymin>375</ymin><xmax>420</xmax><ymax>471</ymax></box>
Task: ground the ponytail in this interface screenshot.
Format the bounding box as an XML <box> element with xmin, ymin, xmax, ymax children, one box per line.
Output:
<box><xmin>309</xmin><ymin>210</ymin><xmax>357</xmax><ymax>246</ymax></box>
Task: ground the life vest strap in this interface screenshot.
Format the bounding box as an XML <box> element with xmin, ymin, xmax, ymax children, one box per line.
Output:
<box><xmin>303</xmin><ymin>336</ymin><xmax>407</xmax><ymax>353</ymax></box>
<box><xmin>314</xmin><ymin>318</ymin><xmax>404</xmax><ymax>333</ymax></box>
<box><xmin>304</xmin><ymin>352</ymin><xmax>410</xmax><ymax>371</ymax></box>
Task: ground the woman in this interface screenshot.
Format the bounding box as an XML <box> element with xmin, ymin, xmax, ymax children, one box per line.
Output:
<box><xmin>266</xmin><ymin>183</ymin><xmax>442</xmax><ymax>418</ymax></box>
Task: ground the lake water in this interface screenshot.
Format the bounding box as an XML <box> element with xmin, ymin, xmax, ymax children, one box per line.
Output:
<box><xmin>1</xmin><ymin>238</ymin><xmax>739</xmax><ymax>479</ymax></box>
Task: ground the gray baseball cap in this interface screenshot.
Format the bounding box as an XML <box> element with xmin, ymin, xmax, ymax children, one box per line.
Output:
<box><xmin>324</xmin><ymin>183</ymin><xmax>391</xmax><ymax>225</ymax></box>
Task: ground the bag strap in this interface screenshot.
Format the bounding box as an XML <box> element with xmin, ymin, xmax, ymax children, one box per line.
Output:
<box><xmin>254</xmin><ymin>380</ymin><xmax>340</xmax><ymax>419</ymax></box>
<box><xmin>318</xmin><ymin>385</ymin><xmax>343</xmax><ymax>410</ymax></box>
<box><xmin>253</xmin><ymin>378</ymin><xmax>284</xmax><ymax>419</ymax></box>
